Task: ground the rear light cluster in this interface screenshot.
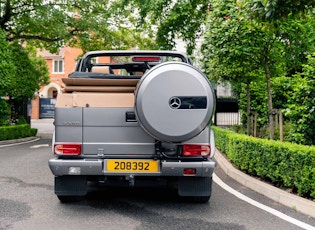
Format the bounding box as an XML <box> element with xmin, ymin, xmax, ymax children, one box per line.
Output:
<box><xmin>182</xmin><ymin>144</ymin><xmax>210</xmax><ymax>157</ymax></box>
<box><xmin>182</xmin><ymin>144</ymin><xmax>211</xmax><ymax>176</ymax></box>
<box><xmin>54</xmin><ymin>143</ymin><xmax>81</xmax><ymax>156</ymax></box>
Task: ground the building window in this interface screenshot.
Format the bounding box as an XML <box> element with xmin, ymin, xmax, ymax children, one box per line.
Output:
<box><xmin>53</xmin><ymin>60</ymin><xmax>64</xmax><ymax>73</ymax></box>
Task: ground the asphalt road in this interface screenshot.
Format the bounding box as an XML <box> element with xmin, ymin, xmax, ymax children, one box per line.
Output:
<box><xmin>0</xmin><ymin>120</ymin><xmax>314</xmax><ymax>230</ymax></box>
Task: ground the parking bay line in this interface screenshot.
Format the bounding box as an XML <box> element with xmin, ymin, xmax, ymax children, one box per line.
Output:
<box><xmin>213</xmin><ymin>173</ymin><xmax>315</xmax><ymax>230</ymax></box>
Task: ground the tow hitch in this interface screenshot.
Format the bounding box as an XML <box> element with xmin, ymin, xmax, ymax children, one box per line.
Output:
<box><xmin>127</xmin><ymin>174</ymin><xmax>135</xmax><ymax>187</ymax></box>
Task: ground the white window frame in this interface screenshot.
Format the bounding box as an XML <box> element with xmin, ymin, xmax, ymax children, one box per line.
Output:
<box><xmin>52</xmin><ymin>59</ymin><xmax>64</xmax><ymax>73</ymax></box>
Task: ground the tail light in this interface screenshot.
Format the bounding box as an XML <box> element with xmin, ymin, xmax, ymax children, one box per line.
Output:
<box><xmin>132</xmin><ymin>56</ymin><xmax>161</xmax><ymax>62</ymax></box>
<box><xmin>54</xmin><ymin>143</ymin><xmax>81</xmax><ymax>156</ymax></box>
<box><xmin>182</xmin><ymin>144</ymin><xmax>210</xmax><ymax>157</ymax></box>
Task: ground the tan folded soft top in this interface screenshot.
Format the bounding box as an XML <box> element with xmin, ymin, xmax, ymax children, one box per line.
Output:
<box><xmin>61</xmin><ymin>78</ymin><xmax>139</xmax><ymax>93</ymax></box>
<box><xmin>62</xmin><ymin>78</ymin><xmax>139</xmax><ymax>86</ymax></box>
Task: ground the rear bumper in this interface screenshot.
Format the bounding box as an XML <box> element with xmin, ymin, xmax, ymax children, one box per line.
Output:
<box><xmin>48</xmin><ymin>158</ymin><xmax>216</xmax><ymax>177</ymax></box>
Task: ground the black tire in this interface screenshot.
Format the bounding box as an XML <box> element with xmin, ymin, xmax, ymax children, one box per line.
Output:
<box><xmin>57</xmin><ymin>195</ymin><xmax>83</xmax><ymax>203</ymax></box>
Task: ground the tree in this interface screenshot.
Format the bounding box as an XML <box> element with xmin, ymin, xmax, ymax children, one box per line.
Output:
<box><xmin>0</xmin><ymin>0</ymin><xmax>157</xmax><ymax>52</ymax></box>
<box><xmin>285</xmin><ymin>53</ymin><xmax>315</xmax><ymax>145</ymax></box>
<box><xmin>9</xmin><ymin>42</ymin><xmax>49</xmax><ymax>100</ymax></box>
<box><xmin>201</xmin><ymin>0</ymin><xmax>265</xmax><ymax>135</ymax></box>
<box><xmin>241</xmin><ymin>0</ymin><xmax>315</xmax><ymax>139</ymax></box>
<box><xmin>247</xmin><ymin>0</ymin><xmax>315</xmax><ymax>21</ymax></box>
<box><xmin>7</xmin><ymin>42</ymin><xmax>49</xmax><ymax>122</ymax></box>
<box><xmin>202</xmin><ymin>0</ymin><xmax>315</xmax><ymax>139</ymax></box>
<box><xmin>0</xmin><ymin>28</ymin><xmax>49</xmax><ymax>123</ymax></box>
<box><xmin>25</xmin><ymin>45</ymin><xmax>50</xmax><ymax>87</ymax></box>
<box><xmin>154</xmin><ymin>0</ymin><xmax>209</xmax><ymax>55</ymax></box>
<box><xmin>121</xmin><ymin>0</ymin><xmax>210</xmax><ymax>55</ymax></box>
<box><xmin>0</xmin><ymin>29</ymin><xmax>15</xmax><ymax>125</ymax></box>
<box><xmin>0</xmin><ymin>0</ymin><xmax>159</xmax><ymax>122</ymax></box>
<box><xmin>0</xmin><ymin>29</ymin><xmax>15</xmax><ymax>97</ymax></box>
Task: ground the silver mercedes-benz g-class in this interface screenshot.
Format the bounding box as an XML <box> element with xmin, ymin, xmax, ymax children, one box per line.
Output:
<box><xmin>48</xmin><ymin>50</ymin><xmax>216</xmax><ymax>203</ymax></box>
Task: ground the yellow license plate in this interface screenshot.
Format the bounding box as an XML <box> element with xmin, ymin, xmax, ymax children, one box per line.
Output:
<box><xmin>107</xmin><ymin>160</ymin><xmax>159</xmax><ymax>173</ymax></box>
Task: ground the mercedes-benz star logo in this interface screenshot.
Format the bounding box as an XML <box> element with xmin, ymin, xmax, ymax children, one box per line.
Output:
<box><xmin>169</xmin><ymin>97</ymin><xmax>181</xmax><ymax>109</ymax></box>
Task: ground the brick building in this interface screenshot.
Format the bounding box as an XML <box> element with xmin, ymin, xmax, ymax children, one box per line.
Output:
<box><xmin>31</xmin><ymin>47</ymin><xmax>82</xmax><ymax>119</ymax></box>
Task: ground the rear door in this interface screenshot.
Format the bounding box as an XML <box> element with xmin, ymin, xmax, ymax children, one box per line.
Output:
<box><xmin>82</xmin><ymin>107</ymin><xmax>155</xmax><ymax>158</ymax></box>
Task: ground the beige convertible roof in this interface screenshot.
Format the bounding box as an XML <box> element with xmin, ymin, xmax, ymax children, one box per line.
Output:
<box><xmin>61</xmin><ymin>78</ymin><xmax>138</xmax><ymax>93</ymax></box>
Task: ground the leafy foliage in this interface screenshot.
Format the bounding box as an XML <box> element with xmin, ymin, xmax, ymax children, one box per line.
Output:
<box><xmin>9</xmin><ymin>42</ymin><xmax>45</xmax><ymax>100</ymax></box>
<box><xmin>201</xmin><ymin>0</ymin><xmax>277</xmax><ymax>136</ymax></box>
<box><xmin>0</xmin><ymin>0</ymin><xmax>158</xmax><ymax>53</ymax></box>
<box><xmin>201</xmin><ymin>0</ymin><xmax>266</xmax><ymax>83</ymax></box>
<box><xmin>285</xmin><ymin>53</ymin><xmax>315</xmax><ymax>145</ymax></box>
<box><xmin>236</xmin><ymin>75</ymin><xmax>296</xmax><ymax>133</ymax></box>
<box><xmin>0</xmin><ymin>29</ymin><xmax>15</xmax><ymax>97</ymax></box>
<box><xmin>0</xmin><ymin>29</ymin><xmax>14</xmax><ymax>125</ymax></box>
<box><xmin>0</xmin><ymin>0</ymin><xmax>211</xmax><ymax>55</ymax></box>
<box><xmin>213</xmin><ymin>126</ymin><xmax>315</xmax><ymax>199</ymax></box>
<box><xmin>25</xmin><ymin>45</ymin><xmax>50</xmax><ymax>87</ymax></box>
<box><xmin>202</xmin><ymin>0</ymin><xmax>315</xmax><ymax>139</ymax></box>
<box><xmin>124</xmin><ymin>0</ymin><xmax>209</xmax><ymax>54</ymax></box>
<box><xmin>0</xmin><ymin>29</ymin><xmax>49</xmax><ymax>124</ymax></box>
<box><xmin>1</xmin><ymin>0</ymin><xmax>74</xmax><ymax>52</ymax></box>
<box><xmin>4</xmin><ymin>42</ymin><xmax>49</xmax><ymax>122</ymax></box>
<box><xmin>244</xmin><ymin>0</ymin><xmax>315</xmax><ymax>21</ymax></box>
<box><xmin>0</xmin><ymin>99</ymin><xmax>10</xmax><ymax>126</ymax></box>
<box><xmin>0</xmin><ymin>124</ymin><xmax>37</xmax><ymax>140</ymax></box>
<box><xmin>154</xmin><ymin>0</ymin><xmax>209</xmax><ymax>54</ymax></box>
<box><xmin>237</xmin><ymin>80</ymin><xmax>267</xmax><ymax>126</ymax></box>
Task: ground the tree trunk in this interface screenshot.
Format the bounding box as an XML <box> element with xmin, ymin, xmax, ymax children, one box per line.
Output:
<box><xmin>246</xmin><ymin>82</ymin><xmax>251</xmax><ymax>135</ymax></box>
<box><xmin>265</xmin><ymin>57</ymin><xmax>274</xmax><ymax>140</ymax></box>
<box><xmin>253</xmin><ymin>111</ymin><xmax>257</xmax><ymax>137</ymax></box>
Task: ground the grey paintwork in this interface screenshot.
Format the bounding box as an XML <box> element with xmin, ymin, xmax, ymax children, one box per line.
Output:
<box><xmin>49</xmin><ymin>159</ymin><xmax>216</xmax><ymax>177</ymax></box>
<box><xmin>135</xmin><ymin>62</ymin><xmax>215</xmax><ymax>142</ymax></box>
<box><xmin>49</xmin><ymin>50</ymin><xmax>216</xmax><ymax>199</ymax></box>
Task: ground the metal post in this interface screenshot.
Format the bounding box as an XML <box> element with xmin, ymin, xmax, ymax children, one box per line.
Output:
<box><xmin>279</xmin><ymin>110</ymin><xmax>283</xmax><ymax>141</ymax></box>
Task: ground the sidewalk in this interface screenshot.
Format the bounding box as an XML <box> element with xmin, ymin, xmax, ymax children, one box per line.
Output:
<box><xmin>31</xmin><ymin>118</ymin><xmax>54</xmax><ymax>139</ymax></box>
<box><xmin>215</xmin><ymin>148</ymin><xmax>315</xmax><ymax>218</ymax></box>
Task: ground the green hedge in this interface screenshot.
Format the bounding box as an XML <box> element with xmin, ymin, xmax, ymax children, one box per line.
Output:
<box><xmin>212</xmin><ymin>126</ymin><xmax>315</xmax><ymax>199</ymax></box>
<box><xmin>0</xmin><ymin>124</ymin><xmax>37</xmax><ymax>141</ymax></box>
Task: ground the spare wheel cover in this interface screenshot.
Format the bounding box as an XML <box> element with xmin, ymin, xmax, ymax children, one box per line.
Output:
<box><xmin>135</xmin><ymin>62</ymin><xmax>215</xmax><ymax>143</ymax></box>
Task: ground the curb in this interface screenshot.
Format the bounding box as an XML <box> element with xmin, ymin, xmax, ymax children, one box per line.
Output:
<box><xmin>214</xmin><ymin>148</ymin><xmax>315</xmax><ymax>218</ymax></box>
<box><xmin>0</xmin><ymin>136</ymin><xmax>40</xmax><ymax>147</ymax></box>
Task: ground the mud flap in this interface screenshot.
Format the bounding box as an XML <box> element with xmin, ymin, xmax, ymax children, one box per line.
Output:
<box><xmin>55</xmin><ymin>176</ymin><xmax>87</xmax><ymax>196</ymax></box>
<box><xmin>178</xmin><ymin>177</ymin><xmax>212</xmax><ymax>197</ymax></box>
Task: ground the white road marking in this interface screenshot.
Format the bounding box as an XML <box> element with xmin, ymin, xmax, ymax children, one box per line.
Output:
<box><xmin>30</xmin><ymin>144</ymin><xmax>49</xmax><ymax>149</ymax></box>
<box><xmin>213</xmin><ymin>173</ymin><xmax>315</xmax><ymax>230</ymax></box>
